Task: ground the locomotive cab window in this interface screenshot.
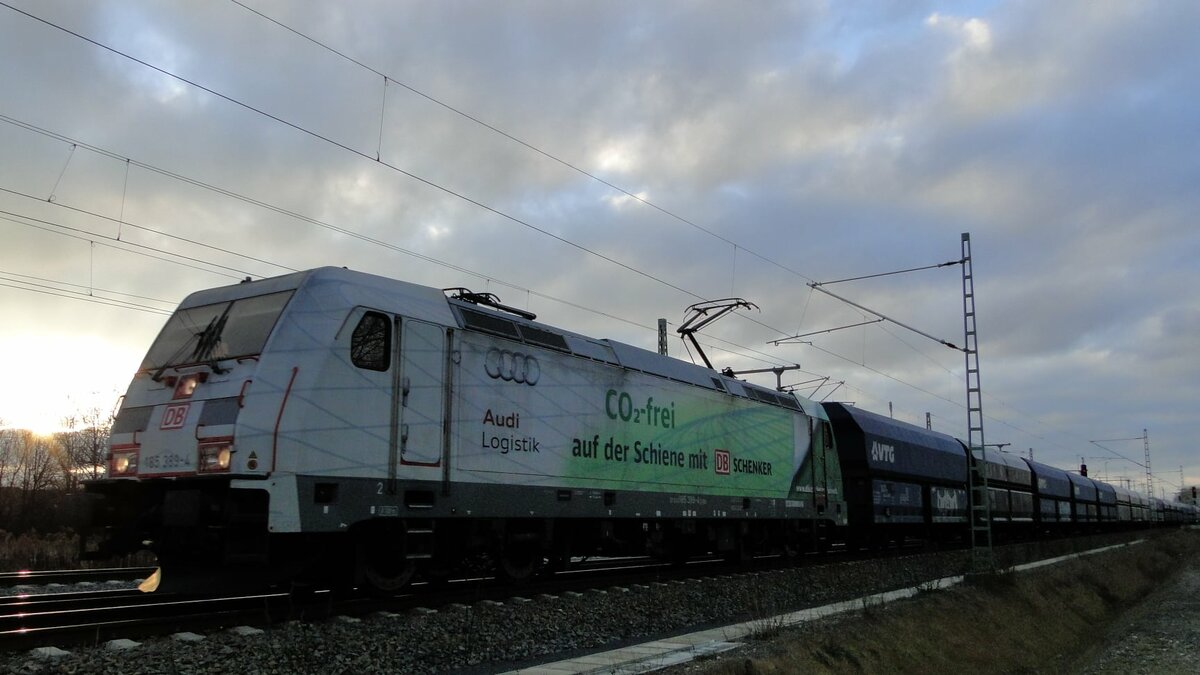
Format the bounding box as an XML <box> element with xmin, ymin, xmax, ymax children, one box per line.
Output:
<box><xmin>140</xmin><ymin>290</ymin><xmax>295</xmax><ymax>371</ymax></box>
<box><xmin>351</xmin><ymin>311</ymin><xmax>392</xmax><ymax>371</ymax></box>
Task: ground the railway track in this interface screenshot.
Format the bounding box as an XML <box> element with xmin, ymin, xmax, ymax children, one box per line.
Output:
<box><xmin>0</xmin><ymin>532</ymin><xmax>1118</xmax><ymax>654</ymax></box>
<box><xmin>0</xmin><ymin>587</ymin><xmax>145</xmax><ymax>612</ymax></box>
<box><xmin>0</xmin><ymin>554</ymin><xmax>746</xmax><ymax>652</ymax></box>
<box><xmin>0</xmin><ymin>566</ymin><xmax>155</xmax><ymax>589</ymax></box>
<box><xmin>1</xmin><ymin>589</ymin><xmax>294</xmax><ymax>651</ymax></box>
<box><xmin>0</xmin><ymin>546</ymin><xmax>902</xmax><ymax>653</ymax></box>
<box><xmin>0</xmin><ymin>532</ymin><xmax>1150</xmax><ymax>658</ymax></box>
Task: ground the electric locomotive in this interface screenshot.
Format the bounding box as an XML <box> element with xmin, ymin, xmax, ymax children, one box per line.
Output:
<box><xmin>83</xmin><ymin>267</ymin><xmax>847</xmax><ymax>591</ymax></box>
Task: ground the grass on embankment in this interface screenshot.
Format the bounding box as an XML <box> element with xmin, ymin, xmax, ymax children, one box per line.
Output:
<box><xmin>689</xmin><ymin>530</ymin><xmax>1200</xmax><ymax>675</ymax></box>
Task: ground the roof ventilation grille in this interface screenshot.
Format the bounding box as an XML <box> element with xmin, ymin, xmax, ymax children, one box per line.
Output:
<box><xmin>458</xmin><ymin>307</ymin><xmax>520</xmax><ymax>340</ymax></box>
<box><xmin>518</xmin><ymin>324</ymin><xmax>569</xmax><ymax>352</ymax></box>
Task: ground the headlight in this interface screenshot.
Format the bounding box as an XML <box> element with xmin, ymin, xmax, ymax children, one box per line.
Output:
<box><xmin>110</xmin><ymin>449</ymin><xmax>139</xmax><ymax>476</ymax></box>
<box><xmin>198</xmin><ymin>443</ymin><xmax>233</xmax><ymax>473</ymax></box>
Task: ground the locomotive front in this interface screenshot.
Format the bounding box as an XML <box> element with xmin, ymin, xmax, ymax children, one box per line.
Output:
<box><xmin>82</xmin><ymin>272</ymin><xmax>308</xmax><ymax>582</ymax></box>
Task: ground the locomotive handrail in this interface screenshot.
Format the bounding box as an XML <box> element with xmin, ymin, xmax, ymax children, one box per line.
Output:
<box><xmin>237</xmin><ymin>378</ymin><xmax>252</xmax><ymax>407</ymax></box>
<box><xmin>271</xmin><ymin>367</ymin><xmax>299</xmax><ymax>473</ymax></box>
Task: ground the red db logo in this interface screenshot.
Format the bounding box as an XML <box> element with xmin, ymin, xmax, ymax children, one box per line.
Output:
<box><xmin>714</xmin><ymin>449</ymin><xmax>730</xmax><ymax>475</ymax></box>
<box><xmin>160</xmin><ymin>403</ymin><xmax>190</xmax><ymax>430</ymax></box>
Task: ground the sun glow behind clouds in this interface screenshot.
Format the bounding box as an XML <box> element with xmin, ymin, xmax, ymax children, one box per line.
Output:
<box><xmin>926</xmin><ymin>12</ymin><xmax>993</xmax><ymax>52</ymax></box>
<box><xmin>605</xmin><ymin>190</ymin><xmax>649</xmax><ymax>210</ymax></box>
<box><xmin>594</xmin><ymin>141</ymin><xmax>641</xmax><ymax>174</ymax></box>
<box><xmin>0</xmin><ymin>334</ymin><xmax>141</xmax><ymax>435</ymax></box>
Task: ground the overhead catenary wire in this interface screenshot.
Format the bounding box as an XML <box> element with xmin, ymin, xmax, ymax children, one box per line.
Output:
<box><xmin>0</xmin><ymin>208</ymin><xmax>256</xmax><ymax>279</ymax></box>
<box><xmin>817</xmin><ymin>259</ymin><xmax>963</xmax><ymax>286</ymax></box>
<box><xmin>0</xmin><ymin>115</ymin><xmax>511</xmax><ymax>280</ymax></box>
<box><xmin>0</xmin><ymin>212</ymin><xmax>247</xmax><ymax>281</ymax></box>
<box><xmin>47</xmin><ymin>142</ymin><xmax>76</xmax><ymax>202</ymax></box>
<box><xmin>0</xmin><ymin>2</ymin><xmax>706</xmax><ymax>303</ymax></box>
<box><xmin>770</xmin><ymin>318</ymin><xmax>883</xmax><ymax>345</ymax></box>
<box><xmin>11</xmin><ymin>1</ymin><xmax>832</xmax><ymax>363</ymax></box>
<box><xmin>0</xmin><ymin>114</ymin><xmax>800</xmax><ymax>378</ymax></box>
<box><xmin>1088</xmin><ymin>439</ymin><xmax>1150</xmax><ymax>476</ymax></box>
<box><xmin>808</xmin><ymin>282</ymin><xmax>964</xmax><ymax>352</ymax></box>
<box><xmin>840</xmin><ymin>260</ymin><xmax>1149</xmax><ymax>469</ymax></box>
<box><xmin>0</xmin><ymin>116</ymin><xmax>657</xmax><ymax>322</ymax></box>
<box><xmin>0</xmin><ymin>278</ymin><xmax>172</xmax><ymax>315</ymax></box>
<box><xmin>0</xmin><ymin>4</ymin><xmax>950</xmax><ymax>372</ymax></box>
<box><xmin>118</xmin><ymin>157</ymin><xmax>130</xmax><ymax>240</ymax></box>
<box><xmin>0</xmin><ymin>185</ymin><xmax>298</xmax><ymax>275</ymax></box>
<box><xmin>0</xmin><ymin>182</ymin><xmax>771</xmax><ymax>371</ymax></box>
<box><xmin>804</xmin><ymin>340</ymin><xmax>1092</xmax><ymax>461</ymax></box>
<box><xmin>0</xmin><ymin>196</ymin><xmax>792</xmax><ymax>371</ymax></box>
<box><xmin>0</xmin><ymin>269</ymin><xmax>176</xmax><ymax>306</ymax></box>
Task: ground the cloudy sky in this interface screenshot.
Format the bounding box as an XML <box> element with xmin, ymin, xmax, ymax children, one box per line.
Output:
<box><xmin>1</xmin><ymin>1</ymin><xmax>1196</xmax><ymax>496</ymax></box>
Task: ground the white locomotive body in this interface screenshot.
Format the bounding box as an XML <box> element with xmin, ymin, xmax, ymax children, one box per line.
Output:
<box><xmin>86</xmin><ymin>267</ymin><xmax>845</xmax><ymax>589</ymax></box>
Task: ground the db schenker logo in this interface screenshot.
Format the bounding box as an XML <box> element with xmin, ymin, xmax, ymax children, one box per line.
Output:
<box><xmin>714</xmin><ymin>449</ymin><xmax>730</xmax><ymax>475</ymax></box>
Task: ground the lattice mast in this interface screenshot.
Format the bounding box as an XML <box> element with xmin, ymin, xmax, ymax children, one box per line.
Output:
<box><xmin>1143</xmin><ymin>429</ymin><xmax>1152</xmax><ymax>497</ymax></box>
<box><xmin>961</xmin><ymin>233</ymin><xmax>994</xmax><ymax>572</ymax></box>
<box><xmin>802</xmin><ymin>236</ymin><xmax>988</xmax><ymax>568</ymax></box>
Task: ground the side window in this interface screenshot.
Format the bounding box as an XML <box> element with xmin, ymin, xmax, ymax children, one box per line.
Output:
<box><xmin>351</xmin><ymin>311</ymin><xmax>391</xmax><ymax>371</ymax></box>
<box><xmin>821</xmin><ymin>421</ymin><xmax>835</xmax><ymax>452</ymax></box>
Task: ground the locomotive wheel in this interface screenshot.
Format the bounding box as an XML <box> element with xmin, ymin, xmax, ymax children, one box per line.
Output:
<box><xmin>724</xmin><ymin>542</ymin><xmax>752</xmax><ymax>565</ymax></box>
<box><xmin>421</xmin><ymin>562</ymin><xmax>452</xmax><ymax>588</ymax></box>
<box><xmin>781</xmin><ymin>537</ymin><xmax>803</xmax><ymax>561</ymax></box>
<box><xmin>656</xmin><ymin>530</ymin><xmax>690</xmax><ymax>567</ymax></box>
<box><xmin>357</xmin><ymin>527</ymin><xmax>415</xmax><ymax>594</ymax></box>
<box><xmin>497</xmin><ymin>533</ymin><xmax>542</xmax><ymax>584</ymax></box>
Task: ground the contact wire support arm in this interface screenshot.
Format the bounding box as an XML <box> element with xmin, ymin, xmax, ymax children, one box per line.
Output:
<box><xmin>807</xmin><ymin>283</ymin><xmax>965</xmax><ymax>352</ymax></box>
<box><xmin>677</xmin><ymin>298</ymin><xmax>758</xmax><ymax>370</ymax></box>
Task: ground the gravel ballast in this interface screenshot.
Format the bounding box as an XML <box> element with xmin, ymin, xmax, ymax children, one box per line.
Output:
<box><xmin>1080</xmin><ymin>556</ymin><xmax>1200</xmax><ymax>674</ymax></box>
<box><xmin>0</xmin><ymin>534</ymin><xmax>1151</xmax><ymax>674</ymax></box>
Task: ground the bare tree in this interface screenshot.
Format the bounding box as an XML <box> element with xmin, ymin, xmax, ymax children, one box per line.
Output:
<box><xmin>0</xmin><ymin>424</ymin><xmax>15</xmax><ymax>525</ymax></box>
<box><xmin>0</xmin><ymin>430</ymin><xmax>66</xmax><ymax>531</ymax></box>
<box><xmin>56</xmin><ymin>407</ymin><xmax>113</xmax><ymax>491</ymax></box>
<box><xmin>0</xmin><ymin>417</ymin><xmax>97</xmax><ymax>534</ymax></box>
<box><xmin>0</xmin><ymin>422</ymin><xmax>12</xmax><ymax>487</ymax></box>
<box><xmin>15</xmin><ymin>431</ymin><xmax>63</xmax><ymax>491</ymax></box>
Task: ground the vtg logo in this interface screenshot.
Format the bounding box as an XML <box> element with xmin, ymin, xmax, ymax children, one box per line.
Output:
<box><xmin>870</xmin><ymin>441</ymin><xmax>896</xmax><ymax>464</ymax></box>
<box><xmin>484</xmin><ymin>348</ymin><xmax>540</xmax><ymax>386</ymax></box>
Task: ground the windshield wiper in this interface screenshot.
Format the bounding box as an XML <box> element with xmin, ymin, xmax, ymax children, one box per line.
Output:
<box><xmin>151</xmin><ymin>331</ymin><xmax>199</xmax><ymax>383</ymax></box>
<box><xmin>148</xmin><ymin>302</ymin><xmax>237</xmax><ymax>382</ymax></box>
<box><xmin>190</xmin><ymin>303</ymin><xmax>233</xmax><ymax>374</ymax></box>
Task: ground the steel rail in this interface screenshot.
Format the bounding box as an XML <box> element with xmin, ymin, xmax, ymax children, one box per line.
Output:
<box><xmin>0</xmin><ymin>567</ymin><xmax>156</xmax><ymax>589</ymax></box>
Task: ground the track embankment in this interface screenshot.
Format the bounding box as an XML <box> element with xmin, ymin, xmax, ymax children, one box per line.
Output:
<box><xmin>669</xmin><ymin>530</ymin><xmax>1200</xmax><ymax>674</ymax></box>
<box><xmin>1077</xmin><ymin>540</ymin><xmax>1200</xmax><ymax>675</ymax></box>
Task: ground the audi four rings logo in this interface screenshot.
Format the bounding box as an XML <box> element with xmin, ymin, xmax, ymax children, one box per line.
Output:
<box><xmin>485</xmin><ymin>348</ymin><xmax>540</xmax><ymax>385</ymax></box>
